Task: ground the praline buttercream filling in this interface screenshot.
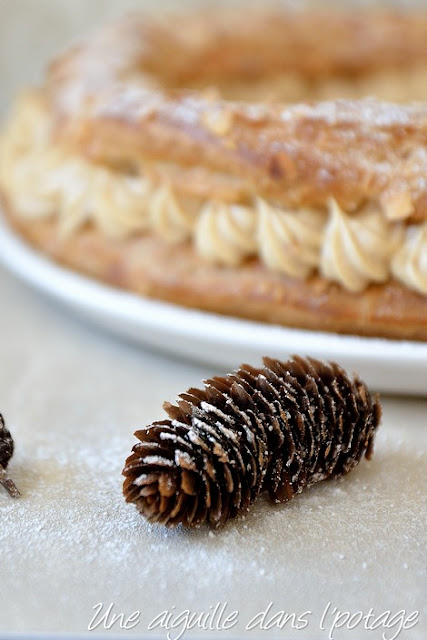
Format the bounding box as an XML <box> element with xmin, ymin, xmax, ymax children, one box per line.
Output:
<box><xmin>1</xmin><ymin>95</ymin><xmax>426</xmax><ymax>296</ymax></box>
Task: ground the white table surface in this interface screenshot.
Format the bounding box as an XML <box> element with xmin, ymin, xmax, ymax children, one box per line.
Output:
<box><xmin>0</xmin><ymin>263</ymin><xmax>426</xmax><ymax>640</ymax></box>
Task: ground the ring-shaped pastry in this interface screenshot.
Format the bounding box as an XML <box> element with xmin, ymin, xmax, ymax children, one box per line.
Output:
<box><xmin>1</xmin><ymin>6</ymin><xmax>427</xmax><ymax>339</ymax></box>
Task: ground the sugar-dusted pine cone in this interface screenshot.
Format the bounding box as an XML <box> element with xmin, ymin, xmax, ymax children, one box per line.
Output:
<box><xmin>0</xmin><ymin>414</ymin><xmax>20</xmax><ymax>498</ymax></box>
<box><xmin>123</xmin><ymin>356</ymin><xmax>381</xmax><ymax>528</ymax></box>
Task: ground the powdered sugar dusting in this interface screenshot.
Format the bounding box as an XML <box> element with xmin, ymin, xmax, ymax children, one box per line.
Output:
<box><xmin>0</xmin><ymin>268</ymin><xmax>426</xmax><ymax>636</ymax></box>
<box><xmin>280</xmin><ymin>98</ymin><xmax>422</xmax><ymax>128</ymax></box>
<box><xmin>1</xmin><ymin>384</ymin><xmax>426</xmax><ymax>636</ymax></box>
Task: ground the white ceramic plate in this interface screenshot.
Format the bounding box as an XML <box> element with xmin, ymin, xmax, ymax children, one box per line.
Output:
<box><xmin>0</xmin><ymin>210</ymin><xmax>426</xmax><ymax>396</ymax></box>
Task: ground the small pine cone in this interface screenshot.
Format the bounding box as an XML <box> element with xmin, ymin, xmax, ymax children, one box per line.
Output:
<box><xmin>123</xmin><ymin>357</ymin><xmax>381</xmax><ymax>528</ymax></box>
<box><xmin>0</xmin><ymin>414</ymin><xmax>14</xmax><ymax>469</ymax></box>
<box><xmin>0</xmin><ymin>414</ymin><xmax>20</xmax><ymax>498</ymax></box>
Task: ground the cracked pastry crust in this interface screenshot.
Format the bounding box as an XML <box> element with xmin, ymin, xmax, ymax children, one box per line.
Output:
<box><xmin>1</xmin><ymin>5</ymin><xmax>427</xmax><ymax>340</ymax></box>
<box><xmin>46</xmin><ymin>8</ymin><xmax>427</xmax><ymax>220</ymax></box>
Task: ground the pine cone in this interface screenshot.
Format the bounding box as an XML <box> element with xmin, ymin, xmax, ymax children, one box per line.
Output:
<box><xmin>0</xmin><ymin>414</ymin><xmax>14</xmax><ymax>469</ymax></box>
<box><xmin>123</xmin><ymin>356</ymin><xmax>381</xmax><ymax>528</ymax></box>
<box><xmin>0</xmin><ymin>414</ymin><xmax>20</xmax><ymax>498</ymax></box>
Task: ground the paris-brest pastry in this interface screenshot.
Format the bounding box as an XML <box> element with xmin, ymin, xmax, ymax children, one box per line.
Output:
<box><xmin>1</xmin><ymin>6</ymin><xmax>427</xmax><ymax>339</ymax></box>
